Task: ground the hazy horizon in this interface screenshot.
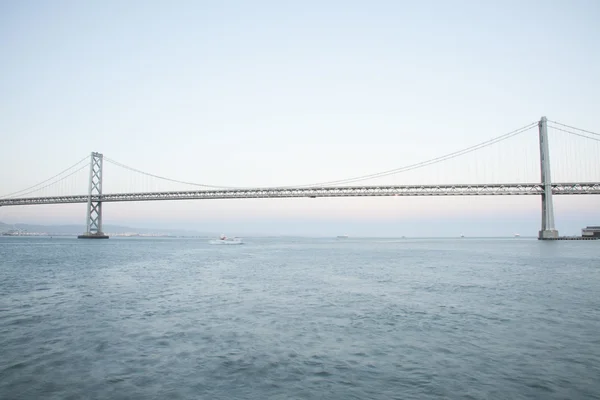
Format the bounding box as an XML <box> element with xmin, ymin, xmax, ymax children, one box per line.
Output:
<box><xmin>1</xmin><ymin>207</ymin><xmax>597</xmax><ymax>237</ymax></box>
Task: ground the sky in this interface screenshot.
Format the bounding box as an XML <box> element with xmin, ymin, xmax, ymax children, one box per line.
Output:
<box><xmin>1</xmin><ymin>0</ymin><xmax>599</xmax><ymax>236</ymax></box>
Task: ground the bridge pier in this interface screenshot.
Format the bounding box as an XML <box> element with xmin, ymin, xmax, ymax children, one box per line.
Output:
<box><xmin>78</xmin><ymin>152</ymin><xmax>108</xmax><ymax>239</ymax></box>
<box><xmin>538</xmin><ymin>116</ymin><xmax>559</xmax><ymax>240</ymax></box>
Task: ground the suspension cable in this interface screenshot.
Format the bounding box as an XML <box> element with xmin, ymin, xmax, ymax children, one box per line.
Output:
<box><xmin>296</xmin><ymin>122</ymin><xmax>538</xmax><ymax>187</ymax></box>
<box><xmin>2</xmin><ymin>121</ymin><xmax>570</xmax><ymax>199</ymax></box>
<box><xmin>3</xmin><ymin>163</ymin><xmax>90</xmax><ymax>199</ymax></box>
<box><xmin>103</xmin><ymin>158</ymin><xmax>242</xmax><ymax>190</ymax></box>
<box><xmin>548</xmin><ymin>120</ymin><xmax>600</xmax><ymax>137</ymax></box>
<box><xmin>107</xmin><ymin>122</ymin><xmax>538</xmax><ymax>189</ymax></box>
<box><xmin>0</xmin><ymin>155</ymin><xmax>89</xmax><ymax>199</ymax></box>
<box><xmin>548</xmin><ymin>125</ymin><xmax>600</xmax><ymax>143</ymax></box>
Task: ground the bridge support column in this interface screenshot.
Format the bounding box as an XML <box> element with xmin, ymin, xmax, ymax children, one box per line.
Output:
<box><xmin>78</xmin><ymin>152</ymin><xmax>109</xmax><ymax>239</ymax></box>
<box><xmin>538</xmin><ymin>116</ymin><xmax>558</xmax><ymax>240</ymax></box>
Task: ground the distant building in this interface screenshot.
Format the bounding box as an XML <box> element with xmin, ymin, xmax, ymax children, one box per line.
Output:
<box><xmin>2</xmin><ymin>229</ymin><xmax>24</xmax><ymax>236</ymax></box>
<box><xmin>582</xmin><ymin>226</ymin><xmax>600</xmax><ymax>238</ymax></box>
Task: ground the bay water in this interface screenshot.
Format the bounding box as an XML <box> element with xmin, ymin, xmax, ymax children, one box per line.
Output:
<box><xmin>1</xmin><ymin>236</ymin><xmax>599</xmax><ymax>399</ymax></box>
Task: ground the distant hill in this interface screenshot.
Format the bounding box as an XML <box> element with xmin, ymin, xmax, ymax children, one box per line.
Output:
<box><xmin>0</xmin><ymin>221</ymin><xmax>213</xmax><ymax>237</ymax></box>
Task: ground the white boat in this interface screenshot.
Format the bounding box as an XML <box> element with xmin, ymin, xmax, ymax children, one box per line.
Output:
<box><xmin>209</xmin><ymin>234</ymin><xmax>243</xmax><ymax>245</ymax></box>
<box><xmin>336</xmin><ymin>235</ymin><xmax>349</xmax><ymax>239</ymax></box>
<box><xmin>514</xmin><ymin>233</ymin><xmax>520</xmax><ymax>237</ymax></box>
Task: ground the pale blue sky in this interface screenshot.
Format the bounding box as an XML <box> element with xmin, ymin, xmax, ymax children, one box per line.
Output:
<box><xmin>1</xmin><ymin>0</ymin><xmax>599</xmax><ymax>235</ymax></box>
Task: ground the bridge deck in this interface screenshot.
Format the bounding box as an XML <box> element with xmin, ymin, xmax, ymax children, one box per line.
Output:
<box><xmin>1</xmin><ymin>182</ymin><xmax>599</xmax><ymax>207</ymax></box>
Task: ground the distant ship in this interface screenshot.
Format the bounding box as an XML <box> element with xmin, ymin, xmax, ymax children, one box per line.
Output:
<box><xmin>209</xmin><ymin>234</ymin><xmax>243</xmax><ymax>245</ymax></box>
<box><xmin>514</xmin><ymin>233</ymin><xmax>520</xmax><ymax>237</ymax></box>
<box><xmin>336</xmin><ymin>235</ymin><xmax>349</xmax><ymax>239</ymax></box>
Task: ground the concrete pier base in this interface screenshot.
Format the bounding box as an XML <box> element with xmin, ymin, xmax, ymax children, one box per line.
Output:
<box><xmin>78</xmin><ymin>233</ymin><xmax>109</xmax><ymax>239</ymax></box>
<box><xmin>538</xmin><ymin>230</ymin><xmax>559</xmax><ymax>240</ymax></box>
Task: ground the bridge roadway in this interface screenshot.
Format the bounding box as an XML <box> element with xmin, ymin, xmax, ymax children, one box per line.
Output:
<box><xmin>1</xmin><ymin>182</ymin><xmax>599</xmax><ymax>207</ymax></box>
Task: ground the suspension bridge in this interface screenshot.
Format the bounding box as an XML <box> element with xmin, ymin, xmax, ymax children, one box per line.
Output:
<box><xmin>1</xmin><ymin>117</ymin><xmax>599</xmax><ymax>239</ymax></box>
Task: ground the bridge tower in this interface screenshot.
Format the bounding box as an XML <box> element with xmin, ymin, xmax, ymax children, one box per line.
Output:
<box><xmin>78</xmin><ymin>152</ymin><xmax>109</xmax><ymax>239</ymax></box>
<box><xmin>538</xmin><ymin>116</ymin><xmax>559</xmax><ymax>240</ymax></box>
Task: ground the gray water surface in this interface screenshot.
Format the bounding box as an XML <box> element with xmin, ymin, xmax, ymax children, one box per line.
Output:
<box><xmin>1</xmin><ymin>236</ymin><xmax>599</xmax><ymax>399</ymax></box>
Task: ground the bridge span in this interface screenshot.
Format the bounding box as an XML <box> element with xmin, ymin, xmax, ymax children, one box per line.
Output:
<box><xmin>1</xmin><ymin>116</ymin><xmax>599</xmax><ymax>240</ymax></box>
<box><xmin>1</xmin><ymin>182</ymin><xmax>599</xmax><ymax>207</ymax></box>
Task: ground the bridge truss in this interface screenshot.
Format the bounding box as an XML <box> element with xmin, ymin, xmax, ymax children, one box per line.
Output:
<box><xmin>1</xmin><ymin>182</ymin><xmax>599</xmax><ymax>207</ymax></box>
